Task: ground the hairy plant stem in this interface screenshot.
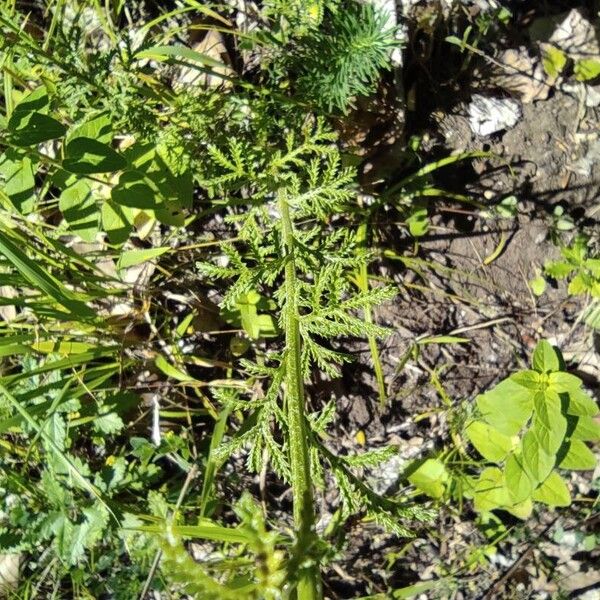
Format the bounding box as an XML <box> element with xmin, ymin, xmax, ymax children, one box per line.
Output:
<box><xmin>278</xmin><ymin>193</ymin><xmax>321</xmax><ymax>600</ymax></box>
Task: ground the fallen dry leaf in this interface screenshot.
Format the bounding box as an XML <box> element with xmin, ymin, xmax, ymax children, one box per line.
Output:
<box><xmin>492</xmin><ymin>47</ymin><xmax>551</xmax><ymax>103</ymax></box>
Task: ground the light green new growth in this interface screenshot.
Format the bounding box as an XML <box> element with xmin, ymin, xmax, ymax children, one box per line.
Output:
<box><xmin>409</xmin><ymin>341</ymin><xmax>600</xmax><ymax>518</ymax></box>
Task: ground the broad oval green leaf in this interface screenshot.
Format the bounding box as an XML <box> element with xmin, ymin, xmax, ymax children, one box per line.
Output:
<box><xmin>101</xmin><ymin>199</ymin><xmax>133</xmax><ymax>244</ymax></box>
<box><xmin>530</xmin><ymin>275</ymin><xmax>546</xmax><ymax>296</ymax></box>
<box><xmin>532</xmin><ymin>472</ymin><xmax>571</xmax><ymax>507</ymax></box>
<box><xmin>504</xmin><ymin>453</ymin><xmax>533</xmax><ymax>504</ymax></box>
<box><xmin>574</xmin><ymin>58</ymin><xmax>600</xmax><ymax>81</ymax></box>
<box><xmin>506</xmin><ymin>498</ymin><xmax>533</xmax><ymax>520</ymax></box>
<box><xmin>59</xmin><ymin>180</ymin><xmax>98</xmax><ymax>242</ymax></box>
<box><xmin>548</xmin><ymin>371</ymin><xmax>582</xmax><ymax>394</ymax></box>
<box><xmin>532</xmin><ymin>390</ymin><xmax>566</xmax><ymax>455</ymax></box>
<box><xmin>465</xmin><ymin>420</ymin><xmax>514</xmax><ymax>463</ymax></box>
<box><xmin>521</xmin><ymin>430</ymin><xmax>555</xmax><ymax>485</ymax></box>
<box><xmin>559</xmin><ymin>440</ymin><xmax>597</xmax><ymax>470</ymax></box>
<box><xmin>67</xmin><ymin>113</ymin><xmax>112</xmax><ymax>144</ymax></box>
<box><xmin>532</xmin><ymin>340</ymin><xmax>560</xmax><ymax>373</ymax></box>
<box><xmin>511</xmin><ymin>370</ymin><xmax>541</xmax><ymax>389</ymax></box>
<box><xmin>112</xmin><ymin>171</ymin><xmax>159</xmax><ymax>209</ymax></box>
<box><xmin>154</xmin><ymin>205</ymin><xmax>187</xmax><ymax>227</ymax></box>
<box><xmin>0</xmin><ymin>150</ymin><xmax>36</xmax><ymax>213</ymax></box>
<box><xmin>407</xmin><ymin>458</ymin><xmax>448</xmax><ymax>499</ymax></box>
<box><xmin>9</xmin><ymin>112</ymin><xmax>66</xmax><ymax>146</ymax></box>
<box><xmin>473</xmin><ymin>467</ymin><xmax>511</xmax><ymax>513</ymax></box>
<box><xmin>571</xmin><ymin>416</ymin><xmax>600</xmax><ymax>441</ymax></box>
<box><xmin>8</xmin><ymin>88</ymin><xmax>65</xmax><ymax>145</ymax></box>
<box><xmin>11</xmin><ymin>86</ymin><xmax>49</xmax><ymax>114</ymax></box>
<box><xmin>476</xmin><ymin>378</ymin><xmax>534</xmax><ymax>436</ymax></box>
<box><xmin>406</xmin><ymin>207</ymin><xmax>429</xmax><ymax>237</ymax></box>
<box><xmin>566</xmin><ymin>389</ymin><xmax>599</xmax><ymax>417</ymax></box>
<box><xmin>541</xmin><ymin>45</ymin><xmax>567</xmax><ymax>79</ymax></box>
<box><xmin>63</xmin><ymin>138</ymin><xmax>126</xmax><ymax>174</ymax></box>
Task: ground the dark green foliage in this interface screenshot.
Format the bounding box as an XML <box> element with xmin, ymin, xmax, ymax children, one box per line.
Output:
<box><xmin>270</xmin><ymin>1</ymin><xmax>400</xmax><ymax>112</ymax></box>
<box><xmin>0</xmin><ymin>1</ymin><xmax>410</xmax><ymax>597</ymax></box>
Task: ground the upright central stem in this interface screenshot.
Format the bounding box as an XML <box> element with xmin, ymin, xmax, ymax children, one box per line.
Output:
<box><xmin>278</xmin><ymin>193</ymin><xmax>321</xmax><ymax>600</ymax></box>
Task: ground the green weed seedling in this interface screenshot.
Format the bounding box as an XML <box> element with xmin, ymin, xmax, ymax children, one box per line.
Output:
<box><xmin>539</xmin><ymin>37</ymin><xmax>600</xmax><ymax>83</ymax></box>
<box><xmin>271</xmin><ymin>1</ymin><xmax>400</xmax><ymax>113</ymax></box>
<box><xmin>533</xmin><ymin>235</ymin><xmax>600</xmax><ymax>329</ymax></box>
<box><xmin>544</xmin><ymin>235</ymin><xmax>600</xmax><ymax>299</ymax></box>
<box><xmin>409</xmin><ymin>340</ymin><xmax>600</xmax><ymax>519</ymax></box>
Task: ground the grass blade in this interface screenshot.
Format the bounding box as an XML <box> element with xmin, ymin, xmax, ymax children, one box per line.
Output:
<box><xmin>135</xmin><ymin>44</ymin><xmax>228</xmax><ymax>70</ymax></box>
<box><xmin>0</xmin><ymin>382</ymin><xmax>116</xmax><ymax>522</ymax></box>
<box><xmin>0</xmin><ymin>229</ymin><xmax>95</xmax><ymax>319</ymax></box>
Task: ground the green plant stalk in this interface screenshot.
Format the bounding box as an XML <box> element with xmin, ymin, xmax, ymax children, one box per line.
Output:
<box><xmin>360</xmin><ymin>272</ymin><xmax>386</xmax><ymax>406</ymax></box>
<box><xmin>278</xmin><ymin>193</ymin><xmax>321</xmax><ymax>600</ymax></box>
<box><xmin>3</xmin><ymin>50</ymin><xmax>14</xmax><ymax>118</ymax></box>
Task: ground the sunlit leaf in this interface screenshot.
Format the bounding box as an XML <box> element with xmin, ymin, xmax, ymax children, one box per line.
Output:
<box><xmin>532</xmin><ymin>472</ymin><xmax>571</xmax><ymax>506</ymax></box>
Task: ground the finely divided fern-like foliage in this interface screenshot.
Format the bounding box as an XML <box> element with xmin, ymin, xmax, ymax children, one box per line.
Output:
<box><xmin>278</xmin><ymin>2</ymin><xmax>400</xmax><ymax>112</ymax></box>
<box><xmin>0</xmin><ymin>2</ymin><xmax>419</xmax><ymax>596</ymax></box>
<box><xmin>159</xmin><ymin>494</ymin><xmax>286</xmax><ymax>600</ymax></box>
<box><xmin>197</xmin><ymin>118</ymin><xmax>432</xmax><ymax>568</ymax></box>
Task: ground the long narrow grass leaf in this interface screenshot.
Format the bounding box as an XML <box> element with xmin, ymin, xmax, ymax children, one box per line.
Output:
<box><xmin>0</xmin><ymin>229</ymin><xmax>95</xmax><ymax>318</ymax></box>
<box><xmin>0</xmin><ymin>382</ymin><xmax>116</xmax><ymax>522</ymax></box>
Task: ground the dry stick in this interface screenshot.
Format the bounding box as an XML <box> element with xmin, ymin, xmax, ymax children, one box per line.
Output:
<box><xmin>138</xmin><ymin>464</ymin><xmax>199</xmax><ymax>600</ymax></box>
<box><xmin>413</xmin><ymin>317</ymin><xmax>513</xmax><ymax>344</ymax></box>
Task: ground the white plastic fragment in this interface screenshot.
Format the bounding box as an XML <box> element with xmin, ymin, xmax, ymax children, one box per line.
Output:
<box><xmin>549</xmin><ymin>9</ymin><xmax>600</xmax><ymax>59</ymax></box>
<box><xmin>468</xmin><ymin>94</ymin><xmax>522</xmax><ymax>136</ymax></box>
<box><xmin>562</xmin><ymin>81</ymin><xmax>600</xmax><ymax>108</ymax></box>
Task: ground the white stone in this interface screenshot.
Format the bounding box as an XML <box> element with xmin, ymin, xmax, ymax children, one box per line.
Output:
<box><xmin>468</xmin><ymin>94</ymin><xmax>522</xmax><ymax>136</ymax></box>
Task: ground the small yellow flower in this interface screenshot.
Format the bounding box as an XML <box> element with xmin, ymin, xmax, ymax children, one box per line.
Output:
<box><xmin>308</xmin><ymin>2</ymin><xmax>321</xmax><ymax>23</ymax></box>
